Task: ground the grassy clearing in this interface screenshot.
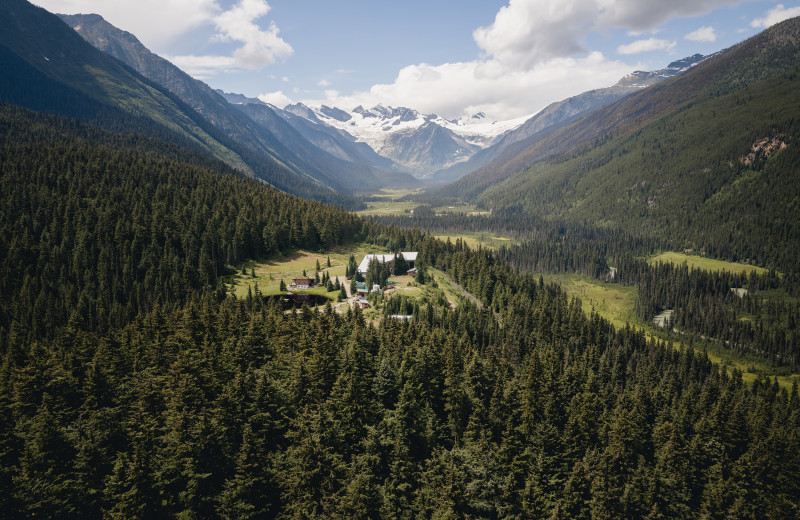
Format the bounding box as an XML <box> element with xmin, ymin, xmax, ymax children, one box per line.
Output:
<box><xmin>431</xmin><ymin>203</ymin><xmax>489</xmax><ymax>216</ymax></box>
<box><xmin>543</xmin><ymin>273</ymin><xmax>799</xmax><ymax>392</ymax></box>
<box><xmin>223</xmin><ymin>245</ymin><xmax>383</xmax><ymax>300</ymax></box>
<box><xmin>356</xmin><ymin>200</ymin><xmax>418</xmax><ymax>216</ymax></box>
<box><xmin>543</xmin><ymin>274</ymin><xmax>638</xmax><ymax>330</ymax></box>
<box><xmin>649</xmin><ymin>251</ymin><xmax>769</xmax><ymax>276</ymax></box>
<box><xmin>433</xmin><ymin>232</ymin><xmax>518</xmax><ymax>250</ymax></box>
<box><xmin>356</xmin><ymin>188</ymin><xmax>423</xmax><ymax>216</ymax></box>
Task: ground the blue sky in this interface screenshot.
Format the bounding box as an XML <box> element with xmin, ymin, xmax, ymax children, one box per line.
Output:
<box><xmin>36</xmin><ymin>0</ymin><xmax>800</xmax><ymax>119</ymax></box>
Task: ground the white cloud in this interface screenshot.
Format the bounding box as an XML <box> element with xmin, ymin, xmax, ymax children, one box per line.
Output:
<box><xmin>317</xmin><ymin>79</ymin><xmax>331</xmax><ymax>87</ymax></box>
<box><xmin>685</xmin><ymin>26</ymin><xmax>717</xmax><ymax>42</ymax></box>
<box><xmin>472</xmin><ymin>0</ymin><xmax>745</xmax><ymax>68</ymax></box>
<box><xmin>617</xmin><ymin>38</ymin><xmax>677</xmax><ymax>54</ymax></box>
<box><xmin>39</xmin><ymin>0</ymin><xmax>292</xmax><ymax>76</ymax></box>
<box><xmin>209</xmin><ymin>0</ymin><xmax>293</xmax><ymax>70</ymax></box>
<box><xmin>301</xmin><ymin>52</ymin><xmax>634</xmax><ymax>121</ymax></box>
<box><xmin>167</xmin><ymin>54</ymin><xmax>237</xmax><ymax>79</ymax></box>
<box><xmin>257</xmin><ymin>91</ymin><xmax>292</xmax><ymax>107</ymax></box>
<box><xmin>597</xmin><ymin>0</ymin><xmax>747</xmax><ymax>31</ymax></box>
<box><xmin>751</xmin><ymin>4</ymin><xmax>800</xmax><ymax>29</ymax></box>
<box><xmin>35</xmin><ymin>0</ymin><xmax>220</xmax><ymax>47</ymax></box>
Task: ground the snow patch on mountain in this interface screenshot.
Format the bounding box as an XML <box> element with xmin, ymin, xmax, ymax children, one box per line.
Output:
<box><xmin>286</xmin><ymin>102</ymin><xmax>529</xmax><ymax>154</ymax></box>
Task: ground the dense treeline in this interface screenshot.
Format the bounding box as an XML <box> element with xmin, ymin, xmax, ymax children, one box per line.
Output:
<box><xmin>2</xmin><ymin>102</ymin><xmax>799</xmax><ymax>519</ymax></box>
<box><xmin>617</xmin><ymin>256</ymin><xmax>800</xmax><ymax>370</ymax></box>
<box><xmin>1</xmin><ymin>234</ymin><xmax>798</xmax><ymax>518</ymax></box>
<box><xmin>373</xmin><ymin>209</ymin><xmax>661</xmax><ymax>278</ymax></box>
<box><xmin>373</xmin><ymin>206</ymin><xmax>800</xmax><ymax>371</ymax></box>
<box><xmin>0</xmin><ymin>104</ymin><xmax>364</xmax><ymax>343</ymax></box>
<box><xmin>476</xmin><ymin>67</ymin><xmax>800</xmax><ymax>273</ymax></box>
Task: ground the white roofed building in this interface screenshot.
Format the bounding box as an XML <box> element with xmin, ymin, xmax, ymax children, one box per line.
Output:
<box><xmin>357</xmin><ymin>252</ymin><xmax>417</xmax><ymax>274</ymax></box>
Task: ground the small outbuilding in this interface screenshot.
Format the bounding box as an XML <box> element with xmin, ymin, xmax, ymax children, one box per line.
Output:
<box><xmin>292</xmin><ymin>277</ymin><xmax>314</xmax><ymax>288</ymax></box>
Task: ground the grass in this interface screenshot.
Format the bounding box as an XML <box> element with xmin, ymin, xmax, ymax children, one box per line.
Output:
<box><xmin>356</xmin><ymin>188</ymin><xmax>423</xmax><ymax>216</ymax></box>
<box><xmin>649</xmin><ymin>251</ymin><xmax>770</xmax><ymax>276</ymax></box>
<box><xmin>356</xmin><ymin>189</ymin><xmax>491</xmax><ymax>217</ymax></box>
<box><xmin>543</xmin><ymin>273</ymin><xmax>639</xmax><ymax>330</ymax></box>
<box><xmin>223</xmin><ymin>245</ymin><xmax>383</xmax><ymax>300</ymax></box>
<box><xmin>542</xmin><ymin>272</ymin><xmax>799</xmax><ymax>392</ymax></box>
<box><xmin>431</xmin><ymin>203</ymin><xmax>490</xmax><ymax>216</ymax></box>
<box><xmin>432</xmin><ymin>232</ymin><xmax>518</xmax><ymax>250</ymax></box>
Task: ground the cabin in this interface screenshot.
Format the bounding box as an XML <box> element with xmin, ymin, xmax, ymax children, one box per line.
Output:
<box><xmin>407</xmin><ymin>267</ymin><xmax>417</xmax><ymax>277</ymax></box>
<box><xmin>357</xmin><ymin>252</ymin><xmax>418</xmax><ymax>274</ymax></box>
<box><xmin>371</xmin><ymin>284</ymin><xmax>382</xmax><ymax>293</ymax></box>
<box><xmin>291</xmin><ymin>277</ymin><xmax>314</xmax><ymax>289</ymax></box>
<box><xmin>357</xmin><ymin>298</ymin><xmax>370</xmax><ymax>309</ymax></box>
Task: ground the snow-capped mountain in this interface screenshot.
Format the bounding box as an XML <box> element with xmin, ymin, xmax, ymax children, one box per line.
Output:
<box><xmin>284</xmin><ymin>103</ymin><xmax>530</xmax><ymax>177</ymax></box>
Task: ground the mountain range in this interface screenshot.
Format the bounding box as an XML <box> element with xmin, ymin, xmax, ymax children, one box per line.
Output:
<box><xmin>273</xmin><ymin>56</ymin><xmax>706</xmax><ymax>181</ymax></box>
<box><xmin>429</xmin><ymin>16</ymin><xmax>800</xmax><ymax>270</ymax></box>
<box><xmin>2</xmin><ymin>0</ymin><xmax>799</xmax><ymax>271</ymax></box>
<box><xmin>3</xmin><ymin>1</ymin><xmax>717</xmax><ymax>190</ymax></box>
<box><xmin>0</xmin><ymin>0</ymin><xmax>424</xmax><ymax>210</ymax></box>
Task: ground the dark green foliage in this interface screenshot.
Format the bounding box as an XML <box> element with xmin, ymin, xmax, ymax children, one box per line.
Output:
<box><xmin>392</xmin><ymin>253</ymin><xmax>409</xmax><ymax>276</ymax></box>
<box><xmin>476</xmin><ymin>61</ymin><xmax>800</xmax><ymax>273</ymax></box>
<box><xmin>0</xmin><ymin>103</ymin><xmax>363</xmax><ymax>342</ymax></box>
<box><xmin>2</xmin><ymin>237</ymin><xmax>798</xmax><ymax>518</ymax></box>
<box><xmin>1</xmin><ymin>53</ymin><xmax>799</xmax><ymax>518</ymax></box>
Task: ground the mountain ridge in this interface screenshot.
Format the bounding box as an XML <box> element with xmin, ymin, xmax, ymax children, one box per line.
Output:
<box><xmin>57</xmin><ymin>12</ymin><xmax>418</xmax><ymax>195</ymax></box>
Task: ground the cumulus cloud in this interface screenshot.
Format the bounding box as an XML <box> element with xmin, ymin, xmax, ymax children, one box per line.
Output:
<box><xmin>209</xmin><ymin>0</ymin><xmax>293</xmax><ymax>70</ymax></box>
<box><xmin>317</xmin><ymin>79</ymin><xmax>331</xmax><ymax>87</ymax></box>
<box><xmin>38</xmin><ymin>0</ymin><xmax>292</xmax><ymax>76</ymax></box>
<box><xmin>167</xmin><ymin>55</ymin><xmax>237</xmax><ymax>79</ymax></box>
<box><xmin>299</xmin><ymin>0</ymin><xmax>756</xmax><ymax>119</ymax></box>
<box><xmin>35</xmin><ymin>0</ymin><xmax>221</xmax><ymax>46</ymax></box>
<box><xmin>617</xmin><ymin>38</ymin><xmax>677</xmax><ymax>54</ymax></box>
<box><xmin>596</xmin><ymin>0</ymin><xmax>746</xmax><ymax>32</ymax></box>
<box><xmin>685</xmin><ymin>26</ymin><xmax>717</xmax><ymax>42</ymax></box>
<box><xmin>257</xmin><ymin>91</ymin><xmax>292</xmax><ymax>107</ymax></box>
<box><xmin>751</xmin><ymin>4</ymin><xmax>800</xmax><ymax>29</ymax></box>
<box><xmin>472</xmin><ymin>0</ymin><xmax>744</xmax><ymax>68</ymax></box>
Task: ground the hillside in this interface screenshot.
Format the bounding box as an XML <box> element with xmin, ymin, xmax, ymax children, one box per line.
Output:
<box><xmin>421</xmin><ymin>17</ymin><xmax>800</xmax><ymax>270</ymax></box>
<box><xmin>428</xmin><ymin>54</ymin><xmax>708</xmax><ymax>184</ymax></box>
<box><xmin>0</xmin><ymin>0</ymin><xmax>366</xmax><ymax>207</ymax></box>
<box><xmin>437</xmin><ymin>18</ymin><xmax>800</xmax><ymax>205</ymax></box>
<box><xmin>1</xmin><ymin>101</ymin><xmax>797</xmax><ymax>520</ymax></box>
<box><xmin>57</xmin><ymin>12</ymin><xmax>422</xmax><ymax>196</ymax></box>
<box><xmin>285</xmin><ymin>102</ymin><xmax>527</xmax><ymax>177</ymax></box>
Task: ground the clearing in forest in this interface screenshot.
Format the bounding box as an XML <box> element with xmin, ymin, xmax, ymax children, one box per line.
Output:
<box><xmin>649</xmin><ymin>251</ymin><xmax>770</xmax><ymax>276</ymax></box>
<box><xmin>543</xmin><ymin>273</ymin><xmax>799</xmax><ymax>392</ymax></box>
<box><xmin>224</xmin><ymin>246</ymin><xmax>380</xmax><ymax>300</ymax></box>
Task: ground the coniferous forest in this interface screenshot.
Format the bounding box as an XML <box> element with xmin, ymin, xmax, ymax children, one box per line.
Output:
<box><xmin>2</xmin><ymin>4</ymin><xmax>800</xmax><ymax>517</ymax></box>
<box><xmin>1</xmin><ymin>101</ymin><xmax>799</xmax><ymax>520</ymax></box>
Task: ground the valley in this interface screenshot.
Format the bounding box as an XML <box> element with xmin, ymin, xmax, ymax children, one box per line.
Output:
<box><xmin>1</xmin><ymin>1</ymin><xmax>799</xmax><ymax>518</ymax></box>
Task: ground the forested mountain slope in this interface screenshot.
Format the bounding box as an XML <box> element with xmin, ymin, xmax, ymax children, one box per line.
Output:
<box><xmin>0</xmin><ymin>0</ymin><xmax>359</xmax><ymax>207</ymax></box>
<box><xmin>428</xmin><ymin>54</ymin><xmax>708</xmax><ymax>185</ymax></box>
<box><xmin>58</xmin><ymin>13</ymin><xmax>417</xmax><ymax>194</ymax></box>
<box><xmin>0</xmin><ymin>100</ymin><xmax>798</xmax><ymax>519</ymax></box>
<box><xmin>480</xmin><ymin>49</ymin><xmax>800</xmax><ymax>270</ymax></box>
<box><xmin>0</xmin><ymin>6</ymin><xmax>798</xmax><ymax>518</ymax></box>
<box><xmin>439</xmin><ymin>16</ymin><xmax>800</xmax><ymax>206</ymax></box>
<box><xmin>0</xmin><ymin>103</ymin><xmax>363</xmax><ymax>341</ymax></box>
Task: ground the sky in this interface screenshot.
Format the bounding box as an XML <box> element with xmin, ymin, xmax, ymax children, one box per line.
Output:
<box><xmin>34</xmin><ymin>0</ymin><xmax>800</xmax><ymax>120</ymax></box>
